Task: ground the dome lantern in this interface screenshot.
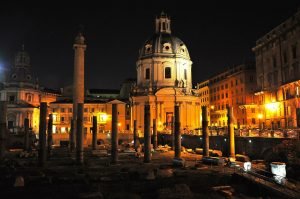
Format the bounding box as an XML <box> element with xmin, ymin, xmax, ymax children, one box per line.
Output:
<box><xmin>155</xmin><ymin>11</ymin><xmax>171</xmax><ymax>34</ymax></box>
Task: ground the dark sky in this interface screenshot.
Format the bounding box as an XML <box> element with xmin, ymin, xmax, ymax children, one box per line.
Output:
<box><xmin>0</xmin><ymin>0</ymin><xmax>299</xmax><ymax>90</ymax></box>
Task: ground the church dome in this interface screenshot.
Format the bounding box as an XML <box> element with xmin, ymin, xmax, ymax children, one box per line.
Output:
<box><xmin>139</xmin><ymin>33</ymin><xmax>190</xmax><ymax>59</ymax></box>
<box><xmin>6</xmin><ymin>47</ymin><xmax>37</xmax><ymax>88</ymax></box>
<box><xmin>135</xmin><ymin>12</ymin><xmax>193</xmax><ymax>92</ymax></box>
<box><xmin>139</xmin><ymin>12</ymin><xmax>190</xmax><ymax>59</ymax></box>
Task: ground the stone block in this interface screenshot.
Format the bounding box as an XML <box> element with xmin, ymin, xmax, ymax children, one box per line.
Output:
<box><xmin>14</xmin><ymin>176</ymin><xmax>24</xmax><ymax>187</ymax></box>
<box><xmin>172</xmin><ymin>158</ymin><xmax>185</xmax><ymax>167</ymax></box>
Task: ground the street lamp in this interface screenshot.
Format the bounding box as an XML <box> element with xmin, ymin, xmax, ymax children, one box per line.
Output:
<box><xmin>265</xmin><ymin>102</ymin><xmax>279</xmax><ymax>130</ymax></box>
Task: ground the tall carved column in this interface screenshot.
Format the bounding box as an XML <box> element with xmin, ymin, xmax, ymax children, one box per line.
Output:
<box><xmin>72</xmin><ymin>32</ymin><xmax>86</xmax><ymax>151</ymax></box>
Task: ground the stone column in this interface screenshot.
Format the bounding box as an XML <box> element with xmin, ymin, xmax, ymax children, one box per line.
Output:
<box><xmin>174</xmin><ymin>105</ymin><xmax>181</xmax><ymax>158</ymax></box>
<box><xmin>202</xmin><ymin>106</ymin><xmax>209</xmax><ymax>157</ymax></box>
<box><xmin>227</xmin><ymin>106</ymin><xmax>235</xmax><ymax>158</ymax></box>
<box><xmin>0</xmin><ymin>102</ymin><xmax>7</xmax><ymax>160</ymax></box>
<box><xmin>72</xmin><ymin>32</ymin><xmax>86</xmax><ymax>152</ymax></box>
<box><xmin>92</xmin><ymin>116</ymin><xmax>97</xmax><ymax>150</ymax></box>
<box><xmin>153</xmin><ymin>119</ymin><xmax>157</xmax><ymax>150</ymax></box>
<box><xmin>47</xmin><ymin>114</ymin><xmax>53</xmax><ymax>158</ymax></box>
<box><xmin>144</xmin><ymin>104</ymin><xmax>151</xmax><ymax>163</ymax></box>
<box><xmin>111</xmin><ymin>104</ymin><xmax>118</xmax><ymax>164</ymax></box>
<box><xmin>133</xmin><ymin>120</ymin><xmax>138</xmax><ymax>151</ymax></box>
<box><xmin>38</xmin><ymin>102</ymin><xmax>47</xmax><ymax>167</ymax></box>
<box><xmin>24</xmin><ymin>118</ymin><xmax>30</xmax><ymax>151</ymax></box>
<box><xmin>76</xmin><ymin>103</ymin><xmax>84</xmax><ymax>165</ymax></box>
<box><xmin>172</xmin><ymin>115</ymin><xmax>175</xmax><ymax>150</ymax></box>
<box><xmin>70</xmin><ymin>119</ymin><xmax>75</xmax><ymax>151</ymax></box>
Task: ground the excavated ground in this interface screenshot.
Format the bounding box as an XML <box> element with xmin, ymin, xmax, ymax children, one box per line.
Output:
<box><xmin>0</xmin><ymin>147</ymin><xmax>281</xmax><ymax>199</ymax></box>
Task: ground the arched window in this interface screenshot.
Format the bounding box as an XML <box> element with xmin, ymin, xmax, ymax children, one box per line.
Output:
<box><xmin>165</xmin><ymin>67</ymin><xmax>171</xmax><ymax>79</ymax></box>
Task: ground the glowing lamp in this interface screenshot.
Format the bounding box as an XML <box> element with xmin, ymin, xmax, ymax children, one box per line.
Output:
<box><xmin>265</xmin><ymin>102</ymin><xmax>279</xmax><ymax>112</ymax></box>
<box><xmin>100</xmin><ymin>113</ymin><xmax>108</xmax><ymax>123</ymax></box>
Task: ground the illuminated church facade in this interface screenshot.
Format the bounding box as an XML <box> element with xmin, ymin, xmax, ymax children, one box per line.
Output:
<box><xmin>0</xmin><ymin>47</ymin><xmax>58</xmax><ymax>133</ymax></box>
<box><xmin>131</xmin><ymin>12</ymin><xmax>201</xmax><ymax>135</ymax></box>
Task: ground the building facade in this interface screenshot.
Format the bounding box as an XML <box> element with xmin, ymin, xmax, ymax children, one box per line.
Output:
<box><xmin>208</xmin><ymin>64</ymin><xmax>257</xmax><ymax>128</ymax></box>
<box><xmin>252</xmin><ymin>9</ymin><xmax>300</xmax><ymax>128</ymax></box>
<box><xmin>50</xmin><ymin>99</ymin><xmax>128</xmax><ymax>133</ymax></box>
<box><xmin>131</xmin><ymin>12</ymin><xmax>201</xmax><ymax>136</ymax></box>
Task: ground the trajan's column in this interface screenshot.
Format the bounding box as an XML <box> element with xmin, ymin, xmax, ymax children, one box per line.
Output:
<box><xmin>71</xmin><ymin>32</ymin><xmax>86</xmax><ymax>150</ymax></box>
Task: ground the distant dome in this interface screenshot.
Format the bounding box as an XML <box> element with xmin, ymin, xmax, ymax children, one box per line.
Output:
<box><xmin>139</xmin><ymin>33</ymin><xmax>190</xmax><ymax>59</ymax></box>
<box><xmin>6</xmin><ymin>47</ymin><xmax>37</xmax><ymax>88</ymax></box>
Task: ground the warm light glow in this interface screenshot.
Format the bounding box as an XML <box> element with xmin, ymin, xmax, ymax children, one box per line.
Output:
<box><xmin>118</xmin><ymin>123</ymin><xmax>121</xmax><ymax>127</ymax></box>
<box><xmin>210</xmin><ymin>105</ymin><xmax>215</xmax><ymax>110</ymax></box>
<box><xmin>61</xmin><ymin>127</ymin><xmax>66</xmax><ymax>133</ymax></box>
<box><xmin>52</xmin><ymin>114</ymin><xmax>57</xmax><ymax>122</ymax></box>
<box><xmin>53</xmin><ymin>125</ymin><xmax>56</xmax><ymax>133</ymax></box>
<box><xmin>32</xmin><ymin>108</ymin><xmax>40</xmax><ymax>133</ymax></box>
<box><xmin>158</xmin><ymin>121</ymin><xmax>162</xmax><ymax>125</ymax></box>
<box><xmin>265</xmin><ymin>102</ymin><xmax>279</xmax><ymax>112</ymax></box>
<box><xmin>99</xmin><ymin>113</ymin><xmax>108</xmax><ymax>123</ymax></box>
<box><xmin>257</xmin><ymin>113</ymin><xmax>263</xmax><ymax>119</ymax></box>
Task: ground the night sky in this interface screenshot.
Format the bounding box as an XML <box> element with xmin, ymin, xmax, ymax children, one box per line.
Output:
<box><xmin>0</xmin><ymin>1</ymin><xmax>299</xmax><ymax>90</ymax></box>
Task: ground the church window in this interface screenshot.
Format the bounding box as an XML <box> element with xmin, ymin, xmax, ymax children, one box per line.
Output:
<box><xmin>145</xmin><ymin>68</ymin><xmax>150</xmax><ymax>80</ymax></box>
<box><xmin>184</xmin><ymin>69</ymin><xmax>187</xmax><ymax>80</ymax></box>
<box><xmin>145</xmin><ymin>44</ymin><xmax>152</xmax><ymax>54</ymax></box>
<box><xmin>165</xmin><ymin>67</ymin><xmax>171</xmax><ymax>79</ymax></box>
<box><xmin>9</xmin><ymin>95</ymin><xmax>15</xmax><ymax>102</ymax></box>
<box><xmin>27</xmin><ymin>95</ymin><xmax>32</xmax><ymax>102</ymax></box>
<box><xmin>163</xmin><ymin>43</ymin><xmax>171</xmax><ymax>52</ymax></box>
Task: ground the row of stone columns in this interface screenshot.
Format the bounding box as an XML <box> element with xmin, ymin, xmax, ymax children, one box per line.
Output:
<box><xmin>27</xmin><ymin>102</ymin><xmax>236</xmax><ymax>166</ymax></box>
<box><xmin>201</xmin><ymin>105</ymin><xmax>235</xmax><ymax>158</ymax></box>
<box><xmin>132</xmin><ymin>104</ymin><xmax>182</xmax><ymax>163</ymax></box>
